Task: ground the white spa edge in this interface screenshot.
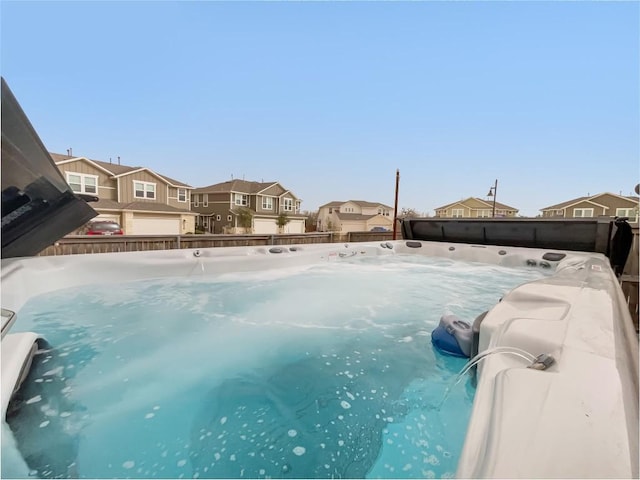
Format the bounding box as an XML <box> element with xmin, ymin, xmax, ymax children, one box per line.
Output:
<box><xmin>1</xmin><ymin>240</ymin><xmax>638</xmax><ymax>479</ymax></box>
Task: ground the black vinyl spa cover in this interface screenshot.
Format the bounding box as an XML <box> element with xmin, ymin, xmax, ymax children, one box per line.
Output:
<box><xmin>1</xmin><ymin>78</ymin><xmax>97</xmax><ymax>258</ymax></box>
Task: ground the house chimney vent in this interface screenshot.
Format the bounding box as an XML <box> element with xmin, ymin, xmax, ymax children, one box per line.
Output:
<box><xmin>118</xmin><ymin>156</ymin><xmax>121</xmax><ymax>165</ymax></box>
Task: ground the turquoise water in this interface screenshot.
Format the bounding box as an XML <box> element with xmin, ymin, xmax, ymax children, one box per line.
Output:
<box><xmin>5</xmin><ymin>255</ymin><xmax>548</xmax><ymax>479</ymax></box>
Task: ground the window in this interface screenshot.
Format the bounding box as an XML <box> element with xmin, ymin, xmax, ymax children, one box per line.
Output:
<box><xmin>556</xmin><ymin>210</ymin><xmax>563</xmax><ymax>215</ymax></box>
<box><xmin>203</xmin><ymin>217</ymin><xmax>208</xmax><ymax>227</ymax></box>
<box><xmin>234</xmin><ymin>193</ymin><xmax>248</xmax><ymax>206</ymax></box>
<box><xmin>216</xmin><ymin>215</ymin><xmax>221</xmax><ymax>221</ymax></box>
<box><xmin>203</xmin><ymin>194</ymin><xmax>208</xmax><ymax>207</ymax></box>
<box><xmin>66</xmin><ymin>172</ymin><xmax>98</xmax><ymax>195</ymax></box>
<box><xmin>282</xmin><ymin>198</ymin><xmax>293</xmax><ymax>211</ymax></box>
<box><xmin>329</xmin><ymin>208</ymin><xmax>333</xmax><ymax>214</ymax></box>
<box><xmin>479</xmin><ymin>209</ymin><xmax>492</xmax><ymax>218</ymax></box>
<box><xmin>178</xmin><ymin>188</ymin><xmax>187</xmax><ymax>202</ymax></box>
<box><xmin>262</xmin><ymin>196</ymin><xmax>273</xmax><ymax>210</ymax></box>
<box><xmin>134</xmin><ymin>181</ymin><xmax>156</xmax><ymax>199</ymax></box>
<box><xmin>452</xmin><ymin>209</ymin><xmax>464</xmax><ymax>218</ymax></box>
<box><xmin>573</xmin><ymin>208</ymin><xmax>594</xmax><ymax>218</ymax></box>
<box><xmin>616</xmin><ymin>208</ymin><xmax>639</xmax><ymax>221</ymax></box>
<box><xmin>193</xmin><ymin>194</ymin><xmax>199</xmax><ymax>207</ymax></box>
<box><xmin>295</xmin><ymin>201</ymin><xmax>301</xmax><ymax>212</ymax></box>
<box><xmin>227</xmin><ymin>215</ymin><xmax>232</xmax><ymax>221</ymax></box>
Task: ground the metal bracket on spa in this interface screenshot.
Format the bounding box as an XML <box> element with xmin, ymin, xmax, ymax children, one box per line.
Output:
<box><xmin>527</xmin><ymin>353</ymin><xmax>556</xmax><ymax>370</ymax></box>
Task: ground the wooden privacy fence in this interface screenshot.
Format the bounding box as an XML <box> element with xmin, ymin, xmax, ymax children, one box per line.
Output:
<box><xmin>38</xmin><ymin>231</ymin><xmax>395</xmax><ymax>256</ymax></box>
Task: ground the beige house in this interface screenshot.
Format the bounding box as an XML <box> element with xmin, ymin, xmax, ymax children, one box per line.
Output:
<box><xmin>52</xmin><ymin>153</ymin><xmax>196</xmax><ymax>234</ymax></box>
<box><xmin>191</xmin><ymin>179</ymin><xmax>307</xmax><ymax>234</ymax></box>
<box><xmin>540</xmin><ymin>192</ymin><xmax>639</xmax><ymax>223</ymax></box>
<box><xmin>434</xmin><ymin>197</ymin><xmax>519</xmax><ymax>218</ymax></box>
<box><xmin>317</xmin><ymin>200</ymin><xmax>394</xmax><ymax>233</ymax></box>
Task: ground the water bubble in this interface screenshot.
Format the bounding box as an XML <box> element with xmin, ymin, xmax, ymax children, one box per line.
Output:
<box><xmin>287</xmin><ymin>429</ymin><xmax>297</xmax><ymax>437</ymax></box>
<box><xmin>292</xmin><ymin>446</ymin><xmax>306</xmax><ymax>456</ymax></box>
<box><xmin>122</xmin><ymin>461</ymin><xmax>135</xmax><ymax>469</ymax></box>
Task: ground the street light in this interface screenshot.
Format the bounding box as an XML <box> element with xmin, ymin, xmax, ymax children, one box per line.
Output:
<box><xmin>487</xmin><ymin>179</ymin><xmax>498</xmax><ymax>218</ymax></box>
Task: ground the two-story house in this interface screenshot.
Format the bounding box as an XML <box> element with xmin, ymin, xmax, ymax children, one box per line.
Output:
<box><xmin>52</xmin><ymin>152</ymin><xmax>196</xmax><ymax>234</ymax></box>
<box><xmin>317</xmin><ymin>200</ymin><xmax>394</xmax><ymax>233</ymax></box>
<box><xmin>190</xmin><ymin>179</ymin><xmax>307</xmax><ymax>234</ymax></box>
<box><xmin>540</xmin><ymin>192</ymin><xmax>639</xmax><ymax>223</ymax></box>
<box><xmin>433</xmin><ymin>197</ymin><xmax>519</xmax><ymax>218</ymax></box>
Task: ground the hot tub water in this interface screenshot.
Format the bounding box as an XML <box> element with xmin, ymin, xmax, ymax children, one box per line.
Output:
<box><xmin>5</xmin><ymin>255</ymin><xmax>548</xmax><ymax>479</ymax></box>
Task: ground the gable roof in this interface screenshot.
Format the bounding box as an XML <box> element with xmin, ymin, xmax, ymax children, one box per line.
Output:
<box><xmin>319</xmin><ymin>200</ymin><xmax>393</xmax><ymax>209</ymax></box>
<box><xmin>192</xmin><ymin>179</ymin><xmax>282</xmax><ymax>194</ymax></box>
<box><xmin>50</xmin><ymin>152</ymin><xmax>192</xmax><ymax>188</ymax></box>
<box><xmin>319</xmin><ymin>201</ymin><xmax>345</xmax><ymax>208</ymax></box>
<box><xmin>434</xmin><ymin>197</ymin><xmax>518</xmax><ymax>212</ymax></box>
<box><xmin>348</xmin><ymin>200</ymin><xmax>394</xmax><ymax>209</ymax></box>
<box><xmin>335</xmin><ymin>212</ymin><xmax>379</xmax><ymax>221</ymax></box>
<box><xmin>540</xmin><ymin>193</ymin><xmax>639</xmax><ymax>211</ymax></box>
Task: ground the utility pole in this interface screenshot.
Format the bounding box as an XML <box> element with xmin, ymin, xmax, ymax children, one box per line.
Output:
<box><xmin>393</xmin><ymin>169</ymin><xmax>400</xmax><ymax>240</ymax></box>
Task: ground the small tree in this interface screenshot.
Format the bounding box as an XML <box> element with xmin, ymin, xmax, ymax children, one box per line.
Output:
<box><xmin>302</xmin><ymin>210</ymin><xmax>318</xmax><ymax>232</ymax></box>
<box><xmin>399</xmin><ymin>207</ymin><xmax>421</xmax><ymax>219</ymax></box>
<box><xmin>237</xmin><ymin>208</ymin><xmax>253</xmax><ymax>233</ymax></box>
<box><xmin>276</xmin><ymin>213</ymin><xmax>290</xmax><ymax>233</ymax></box>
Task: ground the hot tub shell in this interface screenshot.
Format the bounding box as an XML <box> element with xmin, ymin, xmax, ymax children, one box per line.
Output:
<box><xmin>1</xmin><ymin>240</ymin><xmax>638</xmax><ymax>479</ymax></box>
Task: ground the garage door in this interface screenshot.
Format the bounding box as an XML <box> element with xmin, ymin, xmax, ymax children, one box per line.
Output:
<box><xmin>254</xmin><ymin>218</ymin><xmax>278</xmax><ymax>234</ymax></box>
<box><xmin>132</xmin><ymin>216</ymin><xmax>181</xmax><ymax>235</ymax></box>
<box><xmin>284</xmin><ymin>219</ymin><xmax>305</xmax><ymax>234</ymax></box>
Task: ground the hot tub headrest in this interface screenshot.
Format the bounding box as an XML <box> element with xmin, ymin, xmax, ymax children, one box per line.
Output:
<box><xmin>431</xmin><ymin>314</ymin><xmax>473</xmax><ymax>358</ymax></box>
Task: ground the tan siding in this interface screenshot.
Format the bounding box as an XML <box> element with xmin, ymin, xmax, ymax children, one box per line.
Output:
<box><xmin>260</xmin><ymin>184</ymin><xmax>285</xmax><ymax>196</ymax></box>
<box><xmin>58</xmin><ymin>160</ymin><xmax>105</xmax><ymax>177</ymax></box>
<box><xmin>58</xmin><ymin>161</ymin><xmax>117</xmax><ymax>200</ymax></box>
<box><xmin>119</xmin><ymin>172</ymin><xmax>168</xmax><ymax>203</ymax></box>
<box><xmin>567</xmin><ymin>201</ymin><xmax>606</xmax><ymax>217</ymax></box>
<box><xmin>593</xmin><ymin>194</ymin><xmax>638</xmax><ymax>214</ymax></box>
<box><xmin>166</xmin><ymin>186</ymin><xmax>190</xmax><ymax>210</ymax></box>
<box><xmin>464</xmin><ymin>198</ymin><xmax>493</xmax><ymax>209</ymax></box>
<box><xmin>256</xmin><ymin>194</ymin><xmax>277</xmax><ymax>214</ymax></box>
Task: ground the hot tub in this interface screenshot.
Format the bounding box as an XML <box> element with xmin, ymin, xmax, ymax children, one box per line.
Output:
<box><xmin>1</xmin><ymin>240</ymin><xmax>638</xmax><ymax>479</ymax></box>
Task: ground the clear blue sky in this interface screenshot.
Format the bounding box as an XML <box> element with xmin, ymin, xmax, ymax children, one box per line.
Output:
<box><xmin>2</xmin><ymin>1</ymin><xmax>638</xmax><ymax>216</ymax></box>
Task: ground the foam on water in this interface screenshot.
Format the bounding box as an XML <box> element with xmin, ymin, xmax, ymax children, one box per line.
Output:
<box><xmin>4</xmin><ymin>254</ymin><xmax>548</xmax><ymax>478</ymax></box>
